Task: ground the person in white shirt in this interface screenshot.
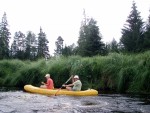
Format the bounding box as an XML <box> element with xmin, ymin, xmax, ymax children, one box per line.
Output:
<box><xmin>63</xmin><ymin>75</ymin><xmax>82</xmax><ymax>91</ymax></box>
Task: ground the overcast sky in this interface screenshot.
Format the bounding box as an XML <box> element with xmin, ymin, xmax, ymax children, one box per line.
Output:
<box><xmin>0</xmin><ymin>0</ymin><xmax>150</xmax><ymax>55</ymax></box>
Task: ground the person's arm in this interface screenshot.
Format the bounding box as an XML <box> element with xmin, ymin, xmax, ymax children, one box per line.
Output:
<box><xmin>65</xmin><ymin>83</ymin><xmax>74</xmax><ymax>87</ymax></box>
<box><xmin>41</xmin><ymin>80</ymin><xmax>49</xmax><ymax>86</ymax></box>
<box><xmin>63</xmin><ymin>83</ymin><xmax>74</xmax><ymax>87</ymax></box>
<box><xmin>41</xmin><ymin>82</ymin><xmax>46</xmax><ymax>85</ymax></box>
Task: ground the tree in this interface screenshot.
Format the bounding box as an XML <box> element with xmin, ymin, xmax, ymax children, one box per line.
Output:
<box><xmin>37</xmin><ymin>27</ymin><xmax>50</xmax><ymax>59</ymax></box>
<box><xmin>11</xmin><ymin>31</ymin><xmax>26</xmax><ymax>59</ymax></box>
<box><xmin>78</xmin><ymin>15</ymin><xmax>105</xmax><ymax>57</ymax></box>
<box><xmin>109</xmin><ymin>38</ymin><xmax>119</xmax><ymax>53</ymax></box>
<box><xmin>54</xmin><ymin>36</ymin><xmax>64</xmax><ymax>56</ymax></box>
<box><xmin>24</xmin><ymin>31</ymin><xmax>38</xmax><ymax>60</ymax></box>
<box><xmin>62</xmin><ymin>43</ymin><xmax>77</xmax><ymax>56</ymax></box>
<box><xmin>143</xmin><ymin>9</ymin><xmax>150</xmax><ymax>50</ymax></box>
<box><xmin>120</xmin><ymin>1</ymin><xmax>144</xmax><ymax>52</ymax></box>
<box><xmin>0</xmin><ymin>12</ymin><xmax>11</xmax><ymax>59</ymax></box>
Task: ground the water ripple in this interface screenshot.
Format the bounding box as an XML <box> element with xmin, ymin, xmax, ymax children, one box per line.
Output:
<box><xmin>0</xmin><ymin>91</ymin><xmax>150</xmax><ymax>113</ymax></box>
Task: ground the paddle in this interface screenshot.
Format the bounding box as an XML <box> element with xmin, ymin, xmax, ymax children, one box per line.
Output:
<box><xmin>54</xmin><ymin>75</ymin><xmax>73</xmax><ymax>96</ymax></box>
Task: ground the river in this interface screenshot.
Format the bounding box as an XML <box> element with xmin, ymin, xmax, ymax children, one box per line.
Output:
<box><xmin>0</xmin><ymin>90</ymin><xmax>150</xmax><ymax>113</ymax></box>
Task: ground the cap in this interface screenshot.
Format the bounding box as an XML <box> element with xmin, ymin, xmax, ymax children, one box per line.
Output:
<box><xmin>74</xmin><ymin>75</ymin><xmax>79</xmax><ymax>79</ymax></box>
<box><xmin>45</xmin><ymin>74</ymin><xmax>50</xmax><ymax>78</ymax></box>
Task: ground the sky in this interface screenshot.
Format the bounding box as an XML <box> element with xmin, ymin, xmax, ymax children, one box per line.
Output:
<box><xmin>0</xmin><ymin>0</ymin><xmax>150</xmax><ymax>55</ymax></box>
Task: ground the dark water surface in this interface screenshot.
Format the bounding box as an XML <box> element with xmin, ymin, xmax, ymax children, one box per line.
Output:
<box><xmin>0</xmin><ymin>90</ymin><xmax>150</xmax><ymax>113</ymax></box>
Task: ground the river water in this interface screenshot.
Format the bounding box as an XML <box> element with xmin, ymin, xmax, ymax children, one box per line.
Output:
<box><xmin>0</xmin><ymin>90</ymin><xmax>150</xmax><ymax>113</ymax></box>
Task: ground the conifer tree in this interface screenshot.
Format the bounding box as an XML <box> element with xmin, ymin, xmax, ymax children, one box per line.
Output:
<box><xmin>62</xmin><ymin>45</ymin><xmax>72</xmax><ymax>56</ymax></box>
<box><xmin>0</xmin><ymin>12</ymin><xmax>11</xmax><ymax>59</ymax></box>
<box><xmin>25</xmin><ymin>31</ymin><xmax>38</xmax><ymax>60</ymax></box>
<box><xmin>37</xmin><ymin>27</ymin><xmax>50</xmax><ymax>59</ymax></box>
<box><xmin>143</xmin><ymin>9</ymin><xmax>150</xmax><ymax>50</ymax></box>
<box><xmin>11</xmin><ymin>31</ymin><xmax>25</xmax><ymax>59</ymax></box>
<box><xmin>120</xmin><ymin>1</ymin><xmax>144</xmax><ymax>52</ymax></box>
<box><xmin>108</xmin><ymin>38</ymin><xmax>119</xmax><ymax>53</ymax></box>
<box><xmin>77</xmin><ymin>11</ymin><xmax>104</xmax><ymax>56</ymax></box>
<box><xmin>54</xmin><ymin>36</ymin><xmax>64</xmax><ymax>56</ymax></box>
<box><xmin>62</xmin><ymin>43</ymin><xmax>76</xmax><ymax>56</ymax></box>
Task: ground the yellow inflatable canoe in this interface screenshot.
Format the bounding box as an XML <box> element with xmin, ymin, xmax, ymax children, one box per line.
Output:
<box><xmin>24</xmin><ymin>85</ymin><xmax>98</xmax><ymax>96</ymax></box>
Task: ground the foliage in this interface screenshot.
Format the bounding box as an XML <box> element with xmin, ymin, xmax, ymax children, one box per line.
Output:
<box><xmin>120</xmin><ymin>1</ymin><xmax>145</xmax><ymax>52</ymax></box>
<box><xmin>54</xmin><ymin>36</ymin><xmax>64</xmax><ymax>56</ymax></box>
<box><xmin>0</xmin><ymin>59</ymin><xmax>26</xmax><ymax>86</ymax></box>
<box><xmin>0</xmin><ymin>12</ymin><xmax>11</xmax><ymax>59</ymax></box>
<box><xmin>0</xmin><ymin>3</ymin><xmax>150</xmax><ymax>94</ymax></box>
<box><xmin>107</xmin><ymin>38</ymin><xmax>120</xmax><ymax>53</ymax></box>
<box><xmin>0</xmin><ymin>51</ymin><xmax>150</xmax><ymax>94</ymax></box>
<box><xmin>77</xmin><ymin>12</ymin><xmax>105</xmax><ymax>57</ymax></box>
<box><xmin>143</xmin><ymin>10</ymin><xmax>150</xmax><ymax>50</ymax></box>
<box><xmin>37</xmin><ymin>27</ymin><xmax>50</xmax><ymax>59</ymax></box>
<box><xmin>24</xmin><ymin>31</ymin><xmax>38</xmax><ymax>60</ymax></box>
<box><xmin>46</xmin><ymin>56</ymin><xmax>71</xmax><ymax>87</ymax></box>
<box><xmin>62</xmin><ymin>45</ymin><xmax>72</xmax><ymax>56</ymax></box>
<box><xmin>62</xmin><ymin>43</ymin><xmax>77</xmax><ymax>56</ymax></box>
<box><xmin>10</xmin><ymin>31</ymin><xmax>26</xmax><ymax>59</ymax></box>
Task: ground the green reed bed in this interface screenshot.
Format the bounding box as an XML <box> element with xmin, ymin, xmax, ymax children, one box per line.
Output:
<box><xmin>0</xmin><ymin>59</ymin><xmax>26</xmax><ymax>86</ymax></box>
<box><xmin>0</xmin><ymin>51</ymin><xmax>150</xmax><ymax>94</ymax></box>
<box><xmin>46</xmin><ymin>56</ymin><xmax>72</xmax><ymax>87</ymax></box>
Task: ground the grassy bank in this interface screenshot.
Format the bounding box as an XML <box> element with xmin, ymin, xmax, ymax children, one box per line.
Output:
<box><xmin>0</xmin><ymin>51</ymin><xmax>150</xmax><ymax>94</ymax></box>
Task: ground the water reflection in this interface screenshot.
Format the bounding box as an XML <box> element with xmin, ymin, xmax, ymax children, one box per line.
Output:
<box><xmin>0</xmin><ymin>91</ymin><xmax>149</xmax><ymax>113</ymax></box>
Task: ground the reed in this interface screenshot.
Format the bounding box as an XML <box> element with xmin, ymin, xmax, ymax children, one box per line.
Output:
<box><xmin>0</xmin><ymin>51</ymin><xmax>150</xmax><ymax>94</ymax></box>
<box><xmin>46</xmin><ymin>56</ymin><xmax>71</xmax><ymax>87</ymax></box>
<box><xmin>0</xmin><ymin>59</ymin><xmax>26</xmax><ymax>86</ymax></box>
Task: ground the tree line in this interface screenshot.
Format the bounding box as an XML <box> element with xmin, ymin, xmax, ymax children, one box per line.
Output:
<box><xmin>0</xmin><ymin>1</ymin><xmax>150</xmax><ymax>60</ymax></box>
<box><xmin>0</xmin><ymin>12</ymin><xmax>49</xmax><ymax>60</ymax></box>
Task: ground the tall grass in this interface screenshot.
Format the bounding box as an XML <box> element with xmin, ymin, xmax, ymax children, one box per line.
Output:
<box><xmin>0</xmin><ymin>51</ymin><xmax>150</xmax><ymax>94</ymax></box>
<box><xmin>0</xmin><ymin>59</ymin><xmax>26</xmax><ymax>86</ymax></box>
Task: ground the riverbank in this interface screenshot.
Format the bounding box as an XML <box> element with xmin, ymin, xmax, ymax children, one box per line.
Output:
<box><xmin>0</xmin><ymin>51</ymin><xmax>150</xmax><ymax>94</ymax></box>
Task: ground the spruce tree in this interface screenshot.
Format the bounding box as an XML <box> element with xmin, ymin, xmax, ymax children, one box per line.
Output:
<box><xmin>11</xmin><ymin>31</ymin><xmax>25</xmax><ymax>59</ymax></box>
<box><xmin>62</xmin><ymin>43</ymin><xmax>76</xmax><ymax>56</ymax></box>
<box><xmin>143</xmin><ymin>10</ymin><xmax>150</xmax><ymax>50</ymax></box>
<box><xmin>0</xmin><ymin>12</ymin><xmax>11</xmax><ymax>59</ymax></box>
<box><xmin>37</xmin><ymin>27</ymin><xmax>50</xmax><ymax>59</ymax></box>
<box><xmin>120</xmin><ymin>1</ymin><xmax>144</xmax><ymax>52</ymax></box>
<box><xmin>62</xmin><ymin>45</ymin><xmax>72</xmax><ymax>56</ymax></box>
<box><xmin>108</xmin><ymin>38</ymin><xmax>119</xmax><ymax>53</ymax></box>
<box><xmin>78</xmin><ymin>16</ymin><xmax>104</xmax><ymax>57</ymax></box>
<box><xmin>25</xmin><ymin>31</ymin><xmax>38</xmax><ymax>60</ymax></box>
<box><xmin>54</xmin><ymin>36</ymin><xmax>64</xmax><ymax>56</ymax></box>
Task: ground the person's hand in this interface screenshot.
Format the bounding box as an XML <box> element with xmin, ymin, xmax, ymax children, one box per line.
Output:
<box><xmin>62</xmin><ymin>84</ymin><xmax>66</xmax><ymax>87</ymax></box>
<box><xmin>41</xmin><ymin>82</ymin><xmax>45</xmax><ymax>84</ymax></box>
